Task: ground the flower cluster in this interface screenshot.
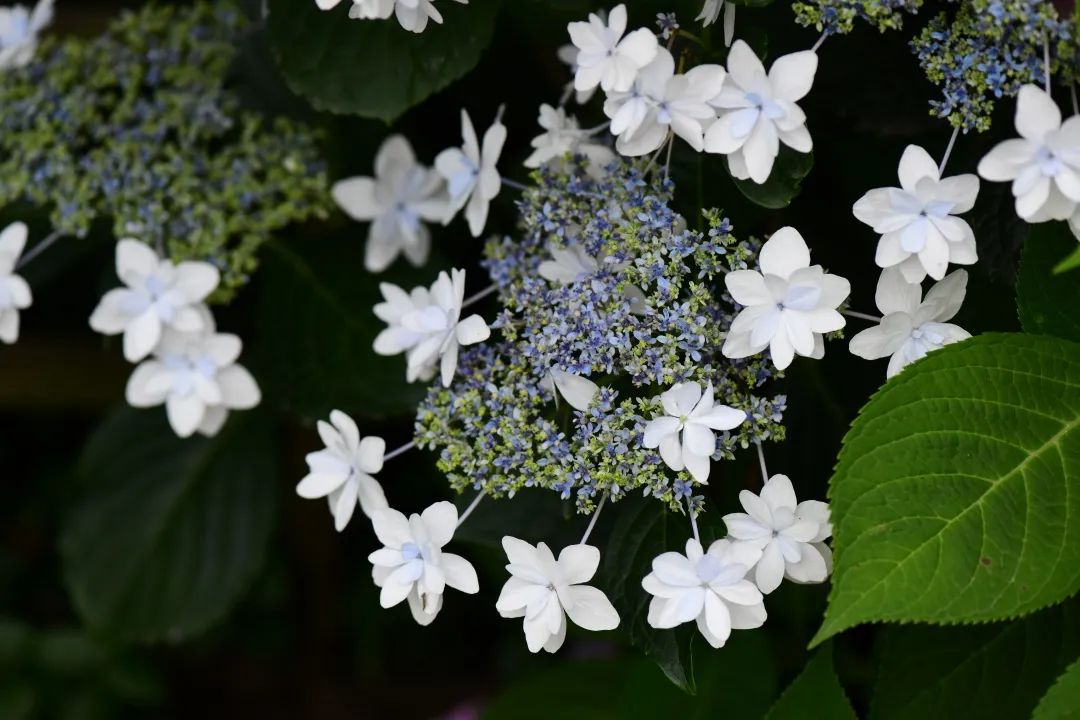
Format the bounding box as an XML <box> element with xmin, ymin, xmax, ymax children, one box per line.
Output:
<box><xmin>793</xmin><ymin>0</ymin><xmax>921</xmax><ymax>36</ymax></box>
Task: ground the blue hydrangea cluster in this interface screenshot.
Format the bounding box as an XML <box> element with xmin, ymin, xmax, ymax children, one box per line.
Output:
<box><xmin>793</xmin><ymin>0</ymin><xmax>922</xmax><ymax>35</ymax></box>
<box><xmin>0</xmin><ymin>2</ymin><xmax>329</xmax><ymax>301</ymax></box>
<box><xmin>912</xmin><ymin>0</ymin><xmax>1079</xmax><ymax>132</ymax></box>
<box><xmin>415</xmin><ymin>157</ymin><xmax>787</xmax><ymax>513</ymax></box>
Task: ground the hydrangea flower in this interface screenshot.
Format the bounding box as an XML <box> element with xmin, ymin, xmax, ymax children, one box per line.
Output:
<box><xmin>642</xmin><ymin>538</ymin><xmax>766</xmax><ymax>648</ymax></box>
<box><xmin>125</xmin><ymin>330</ymin><xmax>261</xmax><ymax>438</ymax></box>
<box><xmin>853</xmin><ymin>144</ymin><xmax>980</xmax><ymax>282</ymax></box>
<box><xmin>435</xmin><ymin>109</ymin><xmax>506</xmax><ymax>237</ymax></box>
<box><xmin>496</xmin><ymin>538</ymin><xmax>620</xmax><ymax>653</ymax></box>
<box><xmin>296</xmin><ymin>410</ymin><xmax>388</xmax><ymax>532</ymax></box>
<box><xmin>0</xmin><ymin>0</ymin><xmax>52</xmax><ymax>70</ymax></box>
<box><xmin>525</xmin><ymin>104</ymin><xmax>615</xmax><ymax>172</ymax></box>
<box><xmin>849</xmin><ymin>267</ymin><xmax>971</xmax><ymax>378</ymax></box>
<box><xmin>567</xmin><ymin>4</ymin><xmax>658</xmax><ymax>94</ymax></box>
<box><xmin>369</xmin><ymin>501</ymin><xmax>479</xmax><ymax>626</ymax></box>
<box><xmin>722</xmin><ymin>227</ymin><xmax>849</xmax><ymax>370</ymax></box>
<box><xmin>722</xmin><ymin>474</ymin><xmax>832</xmax><ymax>594</ymax></box>
<box><xmin>0</xmin><ymin>221</ymin><xmax>32</xmax><ymax>344</ymax></box>
<box><xmin>704</xmin><ymin>41</ymin><xmax>817</xmax><ymax>184</ymax></box>
<box><xmin>642</xmin><ymin>382</ymin><xmax>746</xmax><ymax>484</ymax></box>
<box><xmin>331</xmin><ymin>135</ymin><xmax>447</xmax><ymax>273</ymax></box>
<box><xmin>342</xmin><ymin>0</ymin><xmax>468</xmax><ymax>33</ymax></box>
<box><xmin>977</xmin><ymin>85</ymin><xmax>1080</xmax><ymax>223</ymax></box>
<box><xmin>89</xmin><ymin>240</ymin><xmax>220</xmax><ymax>362</ymax></box>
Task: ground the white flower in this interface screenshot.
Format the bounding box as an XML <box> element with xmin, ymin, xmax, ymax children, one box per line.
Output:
<box><xmin>331</xmin><ymin>135</ymin><xmax>447</xmax><ymax>273</ymax></box>
<box><xmin>704</xmin><ymin>40</ymin><xmax>817</xmax><ymax>184</ymax></box>
<box><xmin>296</xmin><ymin>410</ymin><xmax>388</xmax><ymax>532</ymax></box>
<box><xmin>722</xmin><ymin>227</ymin><xmax>849</xmax><ymax>370</ymax></box>
<box><xmin>978</xmin><ymin>85</ymin><xmax>1080</xmax><ymax>223</ymax></box>
<box><xmin>0</xmin><ymin>222</ymin><xmax>32</xmax><ymax>344</ymax></box>
<box><xmin>723</xmin><ymin>474</ymin><xmax>832</xmax><ymax>594</ymax></box>
<box><xmin>642</xmin><ymin>381</ymin><xmax>746</xmax><ymax>484</ymax></box>
<box><xmin>126</xmin><ymin>330</ymin><xmax>261</xmax><ymax>438</ymax></box>
<box><xmin>496</xmin><ymin>538</ymin><xmax>620</xmax><ymax>653</ymax></box>
<box><xmin>89</xmin><ymin>239</ymin><xmax>220</xmax><ymax>362</ymax></box>
<box><xmin>368</xmin><ymin>501</ymin><xmax>479</xmax><ymax>626</ymax></box>
<box><xmin>543</xmin><ymin>368</ymin><xmax>599</xmax><ymax>411</ymax></box>
<box><xmin>642</xmin><ymin>538</ymin><xmax>766</xmax><ymax>648</ymax></box>
<box><xmin>346</xmin><ymin>0</ymin><xmax>392</xmax><ymax>18</ymax></box>
<box><xmin>524</xmin><ymin>104</ymin><xmax>615</xmax><ymax>172</ymax></box>
<box><xmin>537</xmin><ymin>242</ymin><xmax>598</xmax><ymax>284</ymax></box>
<box><xmin>0</xmin><ymin>0</ymin><xmax>52</xmax><ymax>70</ymax></box>
<box><xmin>557</xmin><ymin>44</ymin><xmax>598</xmax><ymax>105</ymax></box>
<box><xmin>346</xmin><ymin>0</ymin><xmax>468</xmax><ymax>33</ymax></box>
<box><xmin>697</xmin><ymin>0</ymin><xmax>722</xmax><ymax>25</ymax></box>
<box><xmin>849</xmin><ymin>267</ymin><xmax>971</xmax><ymax>378</ymax></box>
<box><xmin>853</xmin><ymin>145</ymin><xmax>980</xmax><ymax>283</ymax></box>
<box><xmin>435</xmin><ymin>109</ymin><xmax>506</xmax><ymax>237</ymax></box>
<box><xmin>372</xmin><ymin>268</ymin><xmax>490</xmax><ymax>387</ymax></box>
<box><xmin>566</xmin><ymin>3</ymin><xmax>659</xmax><ymax>94</ymax></box>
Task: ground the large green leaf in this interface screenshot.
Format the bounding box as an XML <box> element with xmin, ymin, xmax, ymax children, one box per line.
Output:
<box><xmin>61</xmin><ymin>409</ymin><xmax>276</xmax><ymax>642</ymax></box>
<box><xmin>731</xmin><ymin>149</ymin><xmax>813</xmax><ymax>209</ymax></box>
<box><xmin>764</xmin><ymin>647</ymin><xmax>855</xmax><ymax>720</ymax></box>
<box><xmin>1034</xmin><ymin>656</ymin><xmax>1080</xmax><ymax>720</ymax></box>
<box><xmin>265</xmin><ymin>0</ymin><xmax>500</xmax><ymax>121</ymax></box>
<box><xmin>1018</xmin><ymin>222</ymin><xmax>1080</xmax><ymax>342</ymax></box>
<box><xmin>811</xmin><ymin>333</ymin><xmax>1080</xmax><ymax>646</ymax></box>
<box><xmin>871</xmin><ymin>601</ymin><xmax>1080</xmax><ymax>720</ymax></box>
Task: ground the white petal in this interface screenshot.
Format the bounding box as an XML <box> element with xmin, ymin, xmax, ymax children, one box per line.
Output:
<box><xmin>296</xmin><ymin>472</ymin><xmax>348</xmax><ymax>499</ymax></box>
<box><xmin>754</xmin><ymin>541</ymin><xmax>785</xmax><ymax>594</ymax></box>
<box><xmin>125</xmin><ymin>361</ymin><xmax>171</xmax><ymax>407</ymax></box>
<box><xmin>897</xmin><ymin>144</ymin><xmax>939</xmax><ymax>191</ymax></box>
<box><xmin>356</xmin><ymin>474</ymin><xmax>389</xmax><ymax>518</ymax></box>
<box><xmin>561</xmin><ymin>584</ymin><xmax>620</xmax><ymax>631</ymax></box>
<box><xmin>441</xmin><ymin>552</ymin><xmax>479</xmax><ymax>594</ymax></box>
<box><xmin>558</xmin><ymin>544</ymin><xmax>600</xmax><ymax>585</ymax></box>
<box><xmin>455</xmin><ymin>314</ymin><xmax>490</xmax><ymax>345</ymax></box>
<box><xmin>1015</xmin><ymin>84</ymin><xmax>1061</xmax><ymax>141</ymax></box>
<box><xmin>768</xmin><ymin>50</ymin><xmax>817</xmax><ymax>102</ymax></box>
<box><xmin>172</xmin><ymin>262</ymin><xmax>220</xmax><ymax>303</ymax></box>
<box><xmin>551</xmin><ymin>369</ymin><xmax>599</xmax><ymax>411</ymax></box>
<box><xmin>760</xmin><ymin>473</ymin><xmax>797</xmax><ymax>511</ymax></box>
<box><xmin>217</xmin><ymin>365</ymin><xmax>261</xmax><ymax>410</ymax></box>
<box><xmin>421</xmin><ymin>500</ymin><xmax>459</xmax><ymax>548</ymax></box>
<box><xmin>702</xmin><ymin>591</ymin><xmax>733</xmax><ymax>646</ymax></box>
<box><xmin>759</xmin><ymin>226</ymin><xmax>810</xmax><ymax>279</ymax></box>
<box><xmin>372</xmin><ymin>507</ymin><xmax>412</xmax><ymax>548</ymax></box>
<box><xmin>115</xmin><ymin>239</ymin><xmax>159</xmax><ymax>285</ymax></box>
<box><xmin>166</xmin><ymin>392</ymin><xmax>205</xmax><ymax>438</ymax></box>
<box><xmin>724</xmin><ymin>270</ymin><xmax>771</xmax><ymax>306</ymax></box>
<box><xmin>662</xmin><ymin>381</ymin><xmax>702</xmax><ymax>416</ymax></box>
<box><xmin>123</xmin><ymin>309</ymin><xmax>162</xmax><ymax>362</ymax></box>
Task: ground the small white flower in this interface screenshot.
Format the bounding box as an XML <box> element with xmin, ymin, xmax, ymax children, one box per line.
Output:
<box><xmin>126</xmin><ymin>330</ymin><xmax>261</xmax><ymax>438</ymax></box>
<box><xmin>332</xmin><ymin>135</ymin><xmax>447</xmax><ymax>273</ymax></box>
<box><xmin>89</xmin><ymin>239</ymin><xmax>220</xmax><ymax>362</ymax></box>
<box><xmin>704</xmin><ymin>40</ymin><xmax>817</xmax><ymax>184</ymax></box>
<box><xmin>853</xmin><ymin>145</ymin><xmax>979</xmax><ymax>283</ymax></box>
<box><xmin>496</xmin><ymin>538</ymin><xmax>620</xmax><ymax>653</ymax></box>
<box><xmin>524</xmin><ymin>104</ymin><xmax>615</xmax><ymax>172</ymax></box>
<box><xmin>346</xmin><ymin>0</ymin><xmax>468</xmax><ymax>33</ymax></box>
<box><xmin>345</xmin><ymin>0</ymin><xmax>393</xmax><ymax>18</ymax></box>
<box><xmin>296</xmin><ymin>410</ymin><xmax>388</xmax><ymax>532</ymax></box>
<box><xmin>723</xmin><ymin>474</ymin><xmax>832</xmax><ymax>594</ymax></box>
<box><xmin>642</xmin><ymin>381</ymin><xmax>746</xmax><ymax>484</ymax></box>
<box><xmin>0</xmin><ymin>0</ymin><xmax>53</xmax><ymax>70</ymax></box>
<box><xmin>566</xmin><ymin>3</ymin><xmax>659</xmax><ymax>94</ymax></box>
<box><xmin>978</xmin><ymin>85</ymin><xmax>1080</xmax><ymax>223</ymax></box>
<box><xmin>849</xmin><ymin>267</ymin><xmax>971</xmax><ymax>378</ymax></box>
<box><xmin>0</xmin><ymin>222</ymin><xmax>32</xmax><ymax>344</ymax></box>
<box><xmin>722</xmin><ymin>227</ymin><xmax>849</xmax><ymax>370</ymax></box>
<box><xmin>557</xmin><ymin>44</ymin><xmax>598</xmax><ymax>105</ymax></box>
<box><xmin>435</xmin><ymin>109</ymin><xmax>506</xmax><ymax>237</ymax></box>
<box><xmin>368</xmin><ymin>500</ymin><xmax>479</xmax><ymax>626</ymax></box>
<box><xmin>642</xmin><ymin>538</ymin><xmax>766</xmax><ymax>648</ymax></box>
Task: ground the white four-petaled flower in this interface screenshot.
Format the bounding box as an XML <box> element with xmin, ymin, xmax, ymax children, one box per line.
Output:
<box><xmin>435</xmin><ymin>109</ymin><xmax>506</xmax><ymax>237</ymax></box>
<box><xmin>0</xmin><ymin>0</ymin><xmax>52</xmax><ymax>70</ymax></box>
<box><xmin>566</xmin><ymin>3</ymin><xmax>658</xmax><ymax>94</ymax></box>
<box><xmin>642</xmin><ymin>381</ymin><xmax>746</xmax><ymax>484</ymax></box>
<box><xmin>524</xmin><ymin>104</ymin><xmax>615</xmax><ymax>173</ymax></box>
<box><xmin>496</xmin><ymin>537</ymin><xmax>620</xmax><ymax>653</ymax></box>
<box><xmin>849</xmin><ymin>267</ymin><xmax>971</xmax><ymax>378</ymax></box>
<box><xmin>0</xmin><ymin>222</ymin><xmax>32</xmax><ymax>344</ymax></box>
<box><xmin>722</xmin><ymin>227</ymin><xmax>849</xmax><ymax>370</ymax></box>
<box><xmin>722</xmin><ymin>473</ymin><xmax>832</xmax><ymax>594</ymax></box>
<box><xmin>297</xmin><ymin>410</ymin><xmax>388</xmax><ymax>532</ymax></box>
<box><xmin>369</xmin><ymin>501</ymin><xmax>479</xmax><ymax>625</ymax></box>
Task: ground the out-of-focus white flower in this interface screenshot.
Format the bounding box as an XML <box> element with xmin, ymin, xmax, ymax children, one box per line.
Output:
<box><xmin>698</xmin><ymin>0</ymin><xmax>722</xmax><ymax>25</ymax></box>
<box><xmin>567</xmin><ymin>3</ymin><xmax>659</xmax><ymax>94</ymax></box>
<box><xmin>435</xmin><ymin>109</ymin><xmax>506</xmax><ymax>237</ymax></box>
<box><xmin>345</xmin><ymin>0</ymin><xmax>468</xmax><ymax>33</ymax></box>
<box><xmin>0</xmin><ymin>222</ymin><xmax>32</xmax><ymax>344</ymax></box>
<box><xmin>524</xmin><ymin>104</ymin><xmax>615</xmax><ymax>173</ymax></box>
<box><xmin>642</xmin><ymin>381</ymin><xmax>746</xmax><ymax>484</ymax></box>
<box><xmin>0</xmin><ymin>0</ymin><xmax>53</xmax><ymax>70</ymax></box>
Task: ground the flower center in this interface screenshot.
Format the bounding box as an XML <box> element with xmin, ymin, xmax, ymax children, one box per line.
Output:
<box><xmin>401</xmin><ymin>541</ymin><xmax>422</xmax><ymax>561</ymax></box>
<box><xmin>1036</xmin><ymin>146</ymin><xmax>1063</xmax><ymax>177</ymax></box>
<box><xmin>695</xmin><ymin>554</ymin><xmax>724</xmax><ymax>583</ymax></box>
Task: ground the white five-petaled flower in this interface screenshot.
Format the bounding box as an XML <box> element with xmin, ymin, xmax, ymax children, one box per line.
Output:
<box><xmin>372</xmin><ymin>268</ymin><xmax>490</xmax><ymax>387</ymax></box>
<box><xmin>704</xmin><ymin>40</ymin><xmax>817</xmax><ymax>184</ymax></box>
<box><xmin>978</xmin><ymin>84</ymin><xmax>1080</xmax><ymax>223</ymax></box>
<box><xmin>853</xmin><ymin>144</ymin><xmax>980</xmax><ymax>283</ymax></box>
<box><xmin>89</xmin><ymin>239</ymin><xmax>220</xmax><ymax>362</ymax></box>
<box><xmin>331</xmin><ymin>135</ymin><xmax>447</xmax><ymax>273</ymax></box>
<box><xmin>524</xmin><ymin>104</ymin><xmax>615</xmax><ymax>172</ymax></box>
<box><xmin>296</xmin><ymin>410</ymin><xmax>388</xmax><ymax>532</ymax></box>
<box><xmin>369</xmin><ymin>501</ymin><xmax>479</xmax><ymax>626</ymax></box>
<box><xmin>723</xmin><ymin>473</ymin><xmax>832</xmax><ymax>594</ymax></box>
<box><xmin>722</xmin><ymin>227</ymin><xmax>849</xmax><ymax>370</ymax></box>
<box><xmin>126</xmin><ymin>330</ymin><xmax>261</xmax><ymax>438</ymax></box>
<box><xmin>0</xmin><ymin>222</ymin><xmax>32</xmax><ymax>344</ymax></box>
<box><xmin>642</xmin><ymin>381</ymin><xmax>746</xmax><ymax>484</ymax></box>
<box><xmin>566</xmin><ymin>3</ymin><xmax>658</xmax><ymax>94</ymax></box>
<box><xmin>0</xmin><ymin>0</ymin><xmax>52</xmax><ymax>70</ymax></box>
<box><xmin>496</xmin><ymin>538</ymin><xmax>620</xmax><ymax>653</ymax></box>
<box><xmin>642</xmin><ymin>538</ymin><xmax>766</xmax><ymax>648</ymax></box>
<box><xmin>849</xmin><ymin>267</ymin><xmax>971</xmax><ymax>378</ymax></box>
<box><xmin>435</xmin><ymin>109</ymin><xmax>506</xmax><ymax>237</ymax></box>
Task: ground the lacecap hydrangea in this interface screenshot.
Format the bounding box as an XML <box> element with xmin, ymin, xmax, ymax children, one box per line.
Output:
<box><xmin>793</xmin><ymin>0</ymin><xmax>922</xmax><ymax>36</ymax></box>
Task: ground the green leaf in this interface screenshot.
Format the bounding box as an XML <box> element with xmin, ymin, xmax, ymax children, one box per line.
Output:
<box><xmin>731</xmin><ymin>148</ymin><xmax>813</xmax><ymax>209</ymax></box>
<box><xmin>871</xmin><ymin>602</ymin><xmax>1080</xmax><ymax>720</ymax></box>
<box><xmin>61</xmin><ymin>409</ymin><xmax>277</xmax><ymax>642</ymax></box>
<box><xmin>1017</xmin><ymin>222</ymin><xmax>1080</xmax><ymax>342</ymax></box>
<box><xmin>812</xmin><ymin>333</ymin><xmax>1080</xmax><ymax>646</ymax></box>
<box><xmin>1034</xmin><ymin>656</ymin><xmax>1080</xmax><ymax>720</ymax></box>
<box><xmin>265</xmin><ymin>0</ymin><xmax>500</xmax><ymax>121</ymax></box>
<box><xmin>764</xmin><ymin>646</ymin><xmax>856</xmax><ymax>720</ymax></box>
<box><xmin>1054</xmin><ymin>245</ymin><xmax>1080</xmax><ymax>274</ymax></box>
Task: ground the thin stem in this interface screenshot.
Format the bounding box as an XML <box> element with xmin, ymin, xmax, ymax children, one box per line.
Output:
<box><xmin>456</xmin><ymin>491</ymin><xmax>485</xmax><ymax>527</ymax></box>
<box><xmin>1072</xmin><ymin>83</ymin><xmax>1078</xmax><ymax>115</ymax></box>
<box><xmin>643</xmin><ymin>135</ymin><xmax>670</xmax><ymax>176</ymax></box>
<box><xmin>1044</xmin><ymin>32</ymin><xmax>1052</xmax><ymax>95</ymax></box>
<box><xmin>558</xmin><ymin>83</ymin><xmax>574</xmax><ymax>108</ymax></box>
<box><xmin>14</xmin><ymin>229</ymin><xmax>64</xmax><ymax>271</ymax></box>
<box><xmin>383</xmin><ymin>440</ymin><xmax>417</xmax><ymax>462</ymax></box>
<box><xmin>583</xmin><ymin>121</ymin><xmax>610</xmax><ymax>136</ymax></box>
<box><xmin>463</xmin><ymin>283</ymin><xmax>498</xmax><ymax>308</ymax></box>
<box><xmin>501</xmin><ymin>177</ymin><xmax>530</xmax><ymax>192</ymax></box>
<box><xmin>663</xmin><ymin>134</ymin><xmax>675</xmax><ymax>180</ymax></box>
<box><xmin>843</xmin><ymin>309</ymin><xmax>882</xmax><ymax>323</ymax></box>
<box><xmin>686</xmin><ymin>496</ymin><xmax>701</xmax><ymax>545</ymax></box>
<box><xmin>938</xmin><ymin>126</ymin><xmax>960</xmax><ymax>176</ymax></box>
<box><xmin>580</xmin><ymin>492</ymin><xmax>608</xmax><ymax>545</ymax></box>
<box><xmin>755</xmin><ymin>442</ymin><xmax>769</xmax><ymax>485</ymax></box>
<box><xmin>811</xmin><ymin>31</ymin><xmax>828</xmax><ymax>53</ymax></box>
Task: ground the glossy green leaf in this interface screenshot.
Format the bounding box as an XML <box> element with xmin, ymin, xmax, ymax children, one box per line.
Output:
<box><xmin>731</xmin><ymin>149</ymin><xmax>813</xmax><ymax>209</ymax></box>
<box><xmin>764</xmin><ymin>646</ymin><xmax>855</xmax><ymax>720</ymax></box>
<box><xmin>1034</xmin><ymin>656</ymin><xmax>1080</xmax><ymax>720</ymax></box>
<box><xmin>1018</xmin><ymin>222</ymin><xmax>1080</xmax><ymax>342</ymax></box>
